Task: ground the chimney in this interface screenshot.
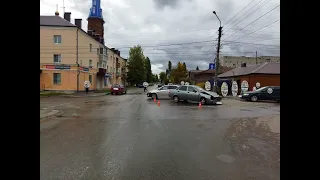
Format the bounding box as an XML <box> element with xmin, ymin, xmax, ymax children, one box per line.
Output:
<box><xmin>241</xmin><ymin>63</ymin><xmax>246</xmax><ymax>67</ymax></box>
<box><xmin>64</xmin><ymin>12</ymin><xmax>71</xmax><ymax>22</ymax></box>
<box><xmin>75</xmin><ymin>19</ymin><xmax>82</xmax><ymax>29</ymax></box>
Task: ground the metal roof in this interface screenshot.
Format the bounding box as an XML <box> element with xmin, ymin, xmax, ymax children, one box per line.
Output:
<box><xmin>218</xmin><ymin>62</ymin><xmax>280</xmax><ymax>78</ymax></box>
<box><xmin>40</xmin><ymin>16</ymin><xmax>76</xmax><ymax>27</ymax></box>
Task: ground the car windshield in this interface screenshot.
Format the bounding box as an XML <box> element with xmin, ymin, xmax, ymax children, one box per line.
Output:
<box><xmin>194</xmin><ymin>86</ymin><xmax>206</xmax><ymax>92</ymax></box>
<box><xmin>112</xmin><ymin>84</ymin><xmax>120</xmax><ymax>87</ymax></box>
<box><xmin>255</xmin><ymin>86</ymin><xmax>268</xmax><ymax>91</ymax></box>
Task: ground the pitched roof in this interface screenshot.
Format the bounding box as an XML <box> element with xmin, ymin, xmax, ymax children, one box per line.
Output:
<box><xmin>190</xmin><ymin>66</ymin><xmax>234</xmax><ymax>75</ymax></box>
<box><xmin>218</xmin><ymin>62</ymin><xmax>280</xmax><ymax>78</ymax></box>
<box><xmin>40</xmin><ymin>15</ymin><xmax>76</xmax><ymax>27</ymax></box>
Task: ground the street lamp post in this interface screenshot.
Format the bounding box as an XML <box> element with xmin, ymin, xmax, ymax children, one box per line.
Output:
<box><xmin>213</xmin><ymin>11</ymin><xmax>222</xmax><ymax>92</ymax></box>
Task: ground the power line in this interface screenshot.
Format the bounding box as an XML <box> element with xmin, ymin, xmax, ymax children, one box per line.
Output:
<box><xmin>223</xmin><ymin>4</ymin><xmax>280</xmax><ymax>41</ymax></box>
<box><xmin>224</xmin><ymin>0</ymin><xmax>272</xmax><ymax>33</ymax></box>
<box><xmin>230</xmin><ymin>19</ymin><xmax>280</xmax><ymax>42</ymax></box>
<box><xmin>223</xmin><ymin>0</ymin><xmax>256</xmax><ymax>27</ymax></box>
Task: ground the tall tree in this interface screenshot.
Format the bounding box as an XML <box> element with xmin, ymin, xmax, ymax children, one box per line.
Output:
<box><xmin>171</xmin><ymin>62</ymin><xmax>189</xmax><ymax>84</ymax></box>
<box><xmin>127</xmin><ymin>45</ymin><xmax>145</xmax><ymax>85</ymax></box>
<box><xmin>159</xmin><ymin>72</ymin><xmax>166</xmax><ymax>83</ymax></box>
<box><xmin>196</xmin><ymin>66</ymin><xmax>199</xmax><ymax>70</ymax></box>
<box><xmin>144</xmin><ymin>57</ymin><xmax>152</xmax><ymax>82</ymax></box>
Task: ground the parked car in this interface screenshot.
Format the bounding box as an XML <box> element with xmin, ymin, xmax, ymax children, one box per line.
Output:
<box><xmin>136</xmin><ymin>84</ymin><xmax>144</xmax><ymax>88</ymax></box>
<box><xmin>168</xmin><ymin>85</ymin><xmax>222</xmax><ymax>105</ymax></box>
<box><xmin>111</xmin><ymin>84</ymin><xmax>127</xmax><ymax>95</ymax></box>
<box><xmin>239</xmin><ymin>86</ymin><xmax>280</xmax><ymax>102</ymax></box>
<box><xmin>147</xmin><ymin>85</ymin><xmax>179</xmax><ymax>99</ymax></box>
<box><xmin>158</xmin><ymin>84</ymin><xmax>164</xmax><ymax>88</ymax></box>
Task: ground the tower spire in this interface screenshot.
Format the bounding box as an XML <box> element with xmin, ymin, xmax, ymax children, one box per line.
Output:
<box><xmin>88</xmin><ymin>0</ymin><xmax>104</xmax><ymax>22</ymax></box>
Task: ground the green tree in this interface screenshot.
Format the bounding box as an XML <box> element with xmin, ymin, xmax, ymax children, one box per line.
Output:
<box><xmin>144</xmin><ymin>57</ymin><xmax>152</xmax><ymax>82</ymax></box>
<box><xmin>170</xmin><ymin>62</ymin><xmax>189</xmax><ymax>84</ymax></box>
<box><xmin>159</xmin><ymin>72</ymin><xmax>166</xmax><ymax>83</ymax></box>
<box><xmin>182</xmin><ymin>62</ymin><xmax>187</xmax><ymax>72</ymax></box>
<box><xmin>196</xmin><ymin>66</ymin><xmax>199</xmax><ymax>70</ymax></box>
<box><xmin>127</xmin><ymin>45</ymin><xmax>145</xmax><ymax>85</ymax></box>
<box><xmin>152</xmin><ymin>73</ymin><xmax>159</xmax><ymax>82</ymax></box>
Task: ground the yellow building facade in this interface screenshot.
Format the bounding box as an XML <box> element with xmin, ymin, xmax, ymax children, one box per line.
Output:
<box><xmin>40</xmin><ymin>15</ymin><xmax>108</xmax><ymax>91</ymax></box>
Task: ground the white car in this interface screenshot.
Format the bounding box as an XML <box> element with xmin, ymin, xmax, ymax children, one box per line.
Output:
<box><xmin>147</xmin><ymin>85</ymin><xmax>179</xmax><ymax>99</ymax></box>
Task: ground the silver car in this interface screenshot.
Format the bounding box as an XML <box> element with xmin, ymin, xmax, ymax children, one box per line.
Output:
<box><xmin>168</xmin><ymin>85</ymin><xmax>222</xmax><ymax>105</ymax></box>
<box><xmin>147</xmin><ymin>85</ymin><xmax>179</xmax><ymax>99</ymax></box>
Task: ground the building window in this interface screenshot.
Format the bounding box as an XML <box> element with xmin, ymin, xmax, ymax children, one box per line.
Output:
<box><xmin>53</xmin><ymin>73</ymin><xmax>61</xmax><ymax>84</ymax></box>
<box><xmin>89</xmin><ymin>75</ymin><xmax>92</xmax><ymax>84</ymax></box>
<box><xmin>89</xmin><ymin>44</ymin><xmax>92</xmax><ymax>52</ymax></box>
<box><xmin>100</xmin><ymin>48</ymin><xmax>104</xmax><ymax>54</ymax></box>
<box><xmin>89</xmin><ymin>59</ymin><xmax>92</xmax><ymax>66</ymax></box>
<box><xmin>97</xmin><ymin>48</ymin><xmax>99</xmax><ymax>55</ymax></box>
<box><xmin>53</xmin><ymin>35</ymin><xmax>61</xmax><ymax>44</ymax></box>
<box><xmin>53</xmin><ymin>54</ymin><xmax>61</xmax><ymax>63</ymax></box>
<box><xmin>80</xmin><ymin>60</ymin><xmax>82</xmax><ymax>65</ymax></box>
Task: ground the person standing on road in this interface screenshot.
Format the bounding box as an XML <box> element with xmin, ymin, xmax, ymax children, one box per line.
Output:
<box><xmin>84</xmin><ymin>80</ymin><xmax>91</xmax><ymax>94</ymax></box>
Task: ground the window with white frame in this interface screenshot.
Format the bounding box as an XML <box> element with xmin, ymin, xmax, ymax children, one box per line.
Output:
<box><xmin>53</xmin><ymin>54</ymin><xmax>61</xmax><ymax>63</ymax></box>
<box><xmin>89</xmin><ymin>59</ymin><xmax>92</xmax><ymax>66</ymax></box>
<box><xmin>80</xmin><ymin>60</ymin><xmax>82</xmax><ymax>65</ymax></box>
<box><xmin>89</xmin><ymin>44</ymin><xmax>92</xmax><ymax>52</ymax></box>
<box><xmin>53</xmin><ymin>35</ymin><xmax>61</xmax><ymax>44</ymax></box>
<box><xmin>53</xmin><ymin>73</ymin><xmax>61</xmax><ymax>84</ymax></box>
<box><xmin>100</xmin><ymin>48</ymin><xmax>104</xmax><ymax>54</ymax></box>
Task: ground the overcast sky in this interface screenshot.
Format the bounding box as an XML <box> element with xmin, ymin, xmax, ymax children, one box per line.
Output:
<box><xmin>40</xmin><ymin>0</ymin><xmax>280</xmax><ymax>75</ymax></box>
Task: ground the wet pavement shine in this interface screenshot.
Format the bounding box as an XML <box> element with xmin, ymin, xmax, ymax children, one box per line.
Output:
<box><xmin>40</xmin><ymin>87</ymin><xmax>280</xmax><ymax>180</ymax></box>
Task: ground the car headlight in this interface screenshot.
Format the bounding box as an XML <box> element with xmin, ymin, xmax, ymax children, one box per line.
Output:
<box><xmin>243</xmin><ymin>93</ymin><xmax>249</xmax><ymax>96</ymax></box>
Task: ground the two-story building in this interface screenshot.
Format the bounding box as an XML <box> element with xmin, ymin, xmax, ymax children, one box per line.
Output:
<box><xmin>40</xmin><ymin>12</ymin><xmax>108</xmax><ymax>91</ymax></box>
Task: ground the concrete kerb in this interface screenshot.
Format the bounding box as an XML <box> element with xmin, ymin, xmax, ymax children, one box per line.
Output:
<box><xmin>40</xmin><ymin>110</ymin><xmax>63</xmax><ymax>123</ymax></box>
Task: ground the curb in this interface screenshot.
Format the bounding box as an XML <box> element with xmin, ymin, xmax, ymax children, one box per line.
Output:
<box><xmin>61</xmin><ymin>93</ymin><xmax>107</xmax><ymax>98</ymax></box>
<box><xmin>40</xmin><ymin>110</ymin><xmax>63</xmax><ymax>123</ymax></box>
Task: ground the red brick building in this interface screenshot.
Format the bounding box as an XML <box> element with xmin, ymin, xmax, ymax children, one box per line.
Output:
<box><xmin>189</xmin><ymin>66</ymin><xmax>233</xmax><ymax>84</ymax></box>
<box><xmin>217</xmin><ymin>62</ymin><xmax>280</xmax><ymax>91</ymax></box>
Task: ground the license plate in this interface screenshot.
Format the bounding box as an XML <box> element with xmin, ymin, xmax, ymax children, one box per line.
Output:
<box><xmin>238</xmin><ymin>95</ymin><xmax>242</xmax><ymax>98</ymax></box>
<box><xmin>216</xmin><ymin>102</ymin><xmax>222</xmax><ymax>105</ymax></box>
<box><xmin>113</xmin><ymin>88</ymin><xmax>118</xmax><ymax>90</ymax></box>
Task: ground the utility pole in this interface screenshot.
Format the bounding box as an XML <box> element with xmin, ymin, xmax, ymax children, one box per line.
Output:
<box><xmin>212</xmin><ymin>11</ymin><xmax>222</xmax><ymax>92</ymax></box>
<box><xmin>213</xmin><ymin>26</ymin><xmax>222</xmax><ymax>92</ymax></box>
<box><xmin>256</xmin><ymin>51</ymin><xmax>257</xmax><ymax>64</ymax></box>
<box><xmin>76</xmin><ymin>28</ymin><xmax>79</xmax><ymax>93</ymax></box>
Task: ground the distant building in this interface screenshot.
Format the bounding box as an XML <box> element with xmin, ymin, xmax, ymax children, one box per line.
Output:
<box><xmin>218</xmin><ymin>62</ymin><xmax>280</xmax><ymax>92</ymax></box>
<box><xmin>220</xmin><ymin>56</ymin><xmax>280</xmax><ymax>68</ymax></box>
<box><xmin>106</xmin><ymin>48</ymin><xmax>127</xmax><ymax>86</ymax></box>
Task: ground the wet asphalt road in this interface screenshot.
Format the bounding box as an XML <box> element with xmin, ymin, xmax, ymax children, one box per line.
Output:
<box><xmin>40</xmin><ymin>87</ymin><xmax>280</xmax><ymax>180</ymax></box>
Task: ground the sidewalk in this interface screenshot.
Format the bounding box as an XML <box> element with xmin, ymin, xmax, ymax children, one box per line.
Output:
<box><xmin>62</xmin><ymin>92</ymin><xmax>107</xmax><ymax>98</ymax></box>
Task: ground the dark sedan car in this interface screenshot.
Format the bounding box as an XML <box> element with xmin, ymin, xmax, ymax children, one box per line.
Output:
<box><xmin>110</xmin><ymin>84</ymin><xmax>127</xmax><ymax>95</ymax></box>
<box><xmin>239</xmin><ymin>86</ymin><xmax>280</xmax><ymax>102</ymax></box>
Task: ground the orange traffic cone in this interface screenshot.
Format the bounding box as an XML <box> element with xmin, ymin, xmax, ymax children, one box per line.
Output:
<box><xmin>198</xmin><ymin>102</ymin><xmax>202</xmax><ymax>107</ymax></box>
<box><xmin>157</xmin><ymin>100</ymin><xmax>160</xmax><ymax>106</ymax></box>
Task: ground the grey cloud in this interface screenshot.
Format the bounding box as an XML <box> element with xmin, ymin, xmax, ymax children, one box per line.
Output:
<box><xmin>51</xmin><ymin>0</ymin><xmax>280</xmax><ymax>73</ymax></box>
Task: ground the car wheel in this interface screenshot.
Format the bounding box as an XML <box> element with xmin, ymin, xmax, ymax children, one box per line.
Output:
<box><xmin>200</xmin><ymin>97</ymin><xmax>206</xmax><ymax>105</ymax></box>
<box><xmin>173</xmin><ymin>95</ymin><xmax>179</xmax><ymax>103</ymax></box>
<box><xmin>151</xmin><ymin>94</ymin><xmax>157</xmax><ymax>100</ymax></box>
<box><xmin>251</xmin><ymin>95</ymin><xmax>258</xmax><ymax>102</ymax></box>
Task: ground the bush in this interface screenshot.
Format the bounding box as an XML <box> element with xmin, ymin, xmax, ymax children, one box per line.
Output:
<box><xmin>196</xmin><ymin>82</ymin><xmax>205</xmax><ymax>89</ymax></box>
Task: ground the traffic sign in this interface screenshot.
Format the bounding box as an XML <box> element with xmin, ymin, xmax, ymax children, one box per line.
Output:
<box><xmin>209</xmin><ymin>63</ymin><xmax>215</xmax><ymax>70</ymax></box>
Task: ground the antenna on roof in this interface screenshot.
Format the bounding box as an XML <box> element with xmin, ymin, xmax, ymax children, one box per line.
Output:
<box><xmin>60</xmin><ymin>0</ymin><xmax>65</xmax><ymax>14</ymax></box>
